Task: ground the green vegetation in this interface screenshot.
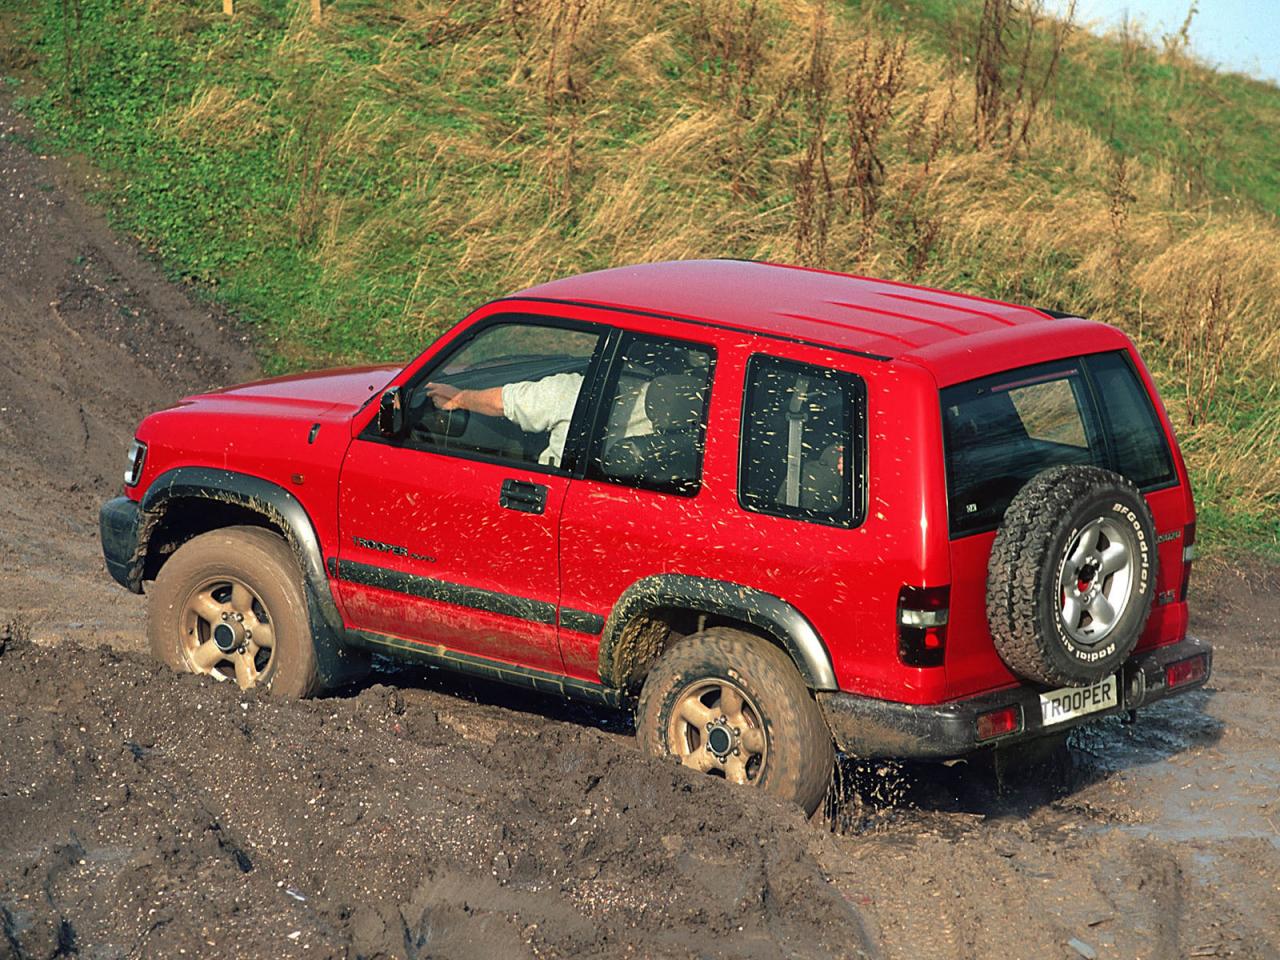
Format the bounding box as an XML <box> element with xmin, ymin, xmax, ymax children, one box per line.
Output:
<box><xmin>0</xmin><ymin>0</ymin><xmax>1276</xmax><ymax>557</ymax></box>
<box><xmin>867</xmin><ymin>0</ymin><xmax>1280</xmax><ymax>216</ymax></box>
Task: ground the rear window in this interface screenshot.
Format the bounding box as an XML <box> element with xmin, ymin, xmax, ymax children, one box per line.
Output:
<box><xmin>942</xmin><ymin>352</ymin><xmax>1175</xmax><ymax>537</ymax></box>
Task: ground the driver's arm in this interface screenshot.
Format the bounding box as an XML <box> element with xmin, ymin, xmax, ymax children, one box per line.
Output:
<box><xmin>425</xmin><ymin>382</ymin><xmax>504</xmax><ymax>417</ymax></box>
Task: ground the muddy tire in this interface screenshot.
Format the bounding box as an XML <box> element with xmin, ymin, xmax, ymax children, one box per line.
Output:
<box><xmin>987</xmin><ymin>465</ymin><xmax>1156</xmax><ymax>687</ymax></box>
<box><xmin>148</xmin><ymin>526</ymin><xmax>321</xmax><ymax>697</ymax></box>
<box><xmin>636</xmin><ymin>628</ymin><xmax>834</xmax><ymax>815</ymax></box>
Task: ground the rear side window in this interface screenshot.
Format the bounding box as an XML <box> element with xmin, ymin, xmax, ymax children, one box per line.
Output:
<box><xmin>942</xmin><ymin>352</ymin><xmax>1176</xmax><ymax>537</ymax></box>
<box><xmin>739</xmin><ymin>356</ymin><xmax>865</xmax><ymax>527</ymax></box>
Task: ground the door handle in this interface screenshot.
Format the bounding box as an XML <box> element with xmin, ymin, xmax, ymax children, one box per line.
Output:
<box><xmin>500</xmin><ymin>478</ymin><xmax>547</xmax><ymax>515</ymax></box>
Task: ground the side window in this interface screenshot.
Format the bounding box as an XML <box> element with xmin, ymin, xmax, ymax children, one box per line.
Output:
<box><xmin>1084</xmin><ymin>351</ymin><xmax>1175</xmax><ymax>488</ymax></box>
<box><xmin>587</xmin><ymin>335</ymin><xmax>715</xmax><ymax>496</ymax></box>
<box><xmin>739</xmin><ymin>356</ymin><xmax>864</xmax><ymax>527</ymax></box>
<box><xmin>400</xmin><ymin>320</ymin><xmax>602</xmax><ymax>470</ymax></box>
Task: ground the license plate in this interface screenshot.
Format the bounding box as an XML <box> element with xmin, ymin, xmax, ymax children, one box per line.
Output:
<box><xmin>1039</xmin><ymin>675</ymin><xmax>1118</xmax><ymax>727</ymax></box>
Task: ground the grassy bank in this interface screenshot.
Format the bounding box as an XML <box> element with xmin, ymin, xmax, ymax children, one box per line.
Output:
<box><xmin>1</xmin><ymin>0</ymin><xmax>1276</xmax><ymax>556</ymax></box>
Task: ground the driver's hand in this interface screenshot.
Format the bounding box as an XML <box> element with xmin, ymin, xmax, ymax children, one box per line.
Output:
<box><xmin>425</xmin><ymin>382</ymin><xmax>463</xmax><ymax>410</ymax></box>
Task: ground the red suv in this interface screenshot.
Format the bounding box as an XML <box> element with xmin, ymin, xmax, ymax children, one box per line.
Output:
<box><xmin>100</xmin><ymin>260</ymin><xmax>1211</xmax><ymax>813</ymax></box>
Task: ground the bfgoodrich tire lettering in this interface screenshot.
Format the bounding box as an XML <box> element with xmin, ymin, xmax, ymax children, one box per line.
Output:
<box><xmin>987</xmin><ymin>466</ymin><xmax>1156</xmax><ymax>687</ymax></box>
<box><xmin>636</xmin><ymin>628</ymin><xmax>834</xmax><ymax>815</ymax></box>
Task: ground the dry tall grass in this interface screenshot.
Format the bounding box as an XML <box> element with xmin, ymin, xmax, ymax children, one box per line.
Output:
<box><xmin>142</xmin><ymin>0</ymin><xmax>1280</xmax><ymax>530</ymax></box>
<box><xmin>156</xmin><ymin>85</ymin><xmax>270</xmax><ymax>146</ymax></box>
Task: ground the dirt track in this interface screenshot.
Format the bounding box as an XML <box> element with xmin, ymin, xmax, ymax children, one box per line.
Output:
<box><xmin>1</xmin><ymin>100</ymin><xmax>1279</xmax><ymax>960</ymax></box>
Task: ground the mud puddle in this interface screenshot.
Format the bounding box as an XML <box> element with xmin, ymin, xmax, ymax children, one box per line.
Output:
<box><xmin>813</xmin><ymin>562</ymin><xmax>1280</xmax><ymax>959</ymax></box>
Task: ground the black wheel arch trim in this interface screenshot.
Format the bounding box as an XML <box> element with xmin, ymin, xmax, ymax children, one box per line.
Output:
<box><xmin>598</xmin><ymin>573</ymin><xmax>838</xmax><ymax>691</ymax></box>
<box><xmin>134</xmin><ymin>467</ymin><xmax>363</xmax><ymax>687</ymax></box>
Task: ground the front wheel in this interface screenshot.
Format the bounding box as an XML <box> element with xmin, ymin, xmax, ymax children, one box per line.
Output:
<box><xmin>636</xmin><ymin>628</ymin><xmax>834</xmax><ymax>815</ymax></box>
<box><xmin>147</xmin><ymin>526</ymin><xmax>321</xmax><ymax>697</ymax></box>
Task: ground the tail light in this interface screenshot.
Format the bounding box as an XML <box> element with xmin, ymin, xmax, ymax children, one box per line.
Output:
<box><xmin>898</xmin><ymin>585</ymin><xmax>949</xmax><ymax>667</ymax></box>
<box><xmin>1179</xmin><ymin>521</ymin><xmax>1196</xmax><ymax>602</ymax></box>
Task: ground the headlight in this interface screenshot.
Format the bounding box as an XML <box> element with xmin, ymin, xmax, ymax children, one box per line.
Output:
<box><xmin>125</xmin><ymin>439</ymin><xmax>147</xmax><ymax>487</ymax></box>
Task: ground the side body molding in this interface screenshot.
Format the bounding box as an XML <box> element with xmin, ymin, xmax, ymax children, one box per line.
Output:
<box><xmin>598</xmin><ymin>574</ymin><xmax>838</xmax><ymax>691</ymax></box>
<box><xmin>138</xmin><ymin>467</ymin><xmax>361</xmax><ymax>686</ymax></box>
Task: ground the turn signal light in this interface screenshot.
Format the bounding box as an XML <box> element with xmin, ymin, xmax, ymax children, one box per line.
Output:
<box><xmin>976</xmin><ymin>706</ymin><xmax>1021</xmax><ymax>741</ymax></box>
<box><xmin>124</xmin><ymin>439</ymin><xmax>147</xmax><ymax>487</ymax></box>
<box><xmin>1165</xmin><ymin>655</ymin><xmax>1207</xmax><ymax>689</ymax></box>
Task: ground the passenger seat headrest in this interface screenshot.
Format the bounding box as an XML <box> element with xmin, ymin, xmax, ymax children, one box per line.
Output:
<box><xmin>645</xmin><ymin>374</ymin><xmax>706</xmax><ymax>433</ymax></box>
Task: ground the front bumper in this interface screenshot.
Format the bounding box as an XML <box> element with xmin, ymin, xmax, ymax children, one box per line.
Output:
<box><xmin>100</xmin><ymin>496</ymin><xmax>144</xmax><ymax>592</ymax></box>
<box><xmin>818</xmin><ymin>635</ymin><xmax>1213</xmax><ymax>759</ymax></box>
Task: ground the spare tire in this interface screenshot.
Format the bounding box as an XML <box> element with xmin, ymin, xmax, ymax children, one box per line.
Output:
<box><xmin>987</xmin><ymin>465</ymin><xmax>1156</xmax><ymax>687</ymax></box>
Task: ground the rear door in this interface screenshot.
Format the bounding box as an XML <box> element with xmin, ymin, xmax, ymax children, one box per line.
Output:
<box><xmin>335</xmin><ymin>317</ymin><xmax>606</xmax><ymax>674</ymax></box>
<box><xmin>942</xmin><ymin>350</ymin><xmax>1188</xmax><ymax>696</ymax></box>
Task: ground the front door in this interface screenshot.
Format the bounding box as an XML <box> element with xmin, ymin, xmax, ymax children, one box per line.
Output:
<box><xmin>334</xmin><ymin>318</ymin><xmax>606</xmax><ymax>674</ymax></box>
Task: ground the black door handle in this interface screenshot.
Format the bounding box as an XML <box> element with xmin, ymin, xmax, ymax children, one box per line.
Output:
<box><xmin>500</xmin><ymin>479</ymin><xmax>547</xmax><ymax>515</ymax></box>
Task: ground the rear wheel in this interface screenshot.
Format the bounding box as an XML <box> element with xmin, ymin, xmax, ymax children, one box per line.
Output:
<box><xmin>148</xmin><ymin>526</ymin><xmax>321</xmax><ymax>697</ymax></box>
<box><xmin>636</xmin><ymin>628</ymin><xmax>834</xmax><ymax>815</ymax></box>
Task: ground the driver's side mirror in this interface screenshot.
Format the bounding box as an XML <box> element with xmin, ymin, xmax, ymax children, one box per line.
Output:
<box><xmin>378</xmin><ymin>387</ymin><xmax>406</xmax><ymax>438</ymax></box>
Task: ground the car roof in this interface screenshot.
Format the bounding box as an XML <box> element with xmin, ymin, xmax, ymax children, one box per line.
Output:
<box><xmin>511</xmin><ymin>259</ymin><xmax>1128</xmax><ymax>385</ymax></box>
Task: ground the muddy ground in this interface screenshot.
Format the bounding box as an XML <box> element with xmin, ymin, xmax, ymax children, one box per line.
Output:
<box><xmin>1</xmin><ymin>99</ymin><xmax>1278</xmax><ymax>960</ymax></box>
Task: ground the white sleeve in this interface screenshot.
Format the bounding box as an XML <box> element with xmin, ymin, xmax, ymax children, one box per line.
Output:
<box><xmin>501</xmin><ymin>373</ymin><xmax>584</xmax><ymax>434</ymax></box>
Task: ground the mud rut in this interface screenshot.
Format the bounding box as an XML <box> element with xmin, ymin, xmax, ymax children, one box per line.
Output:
<box><xmin>1</xmin><ymin>101</ymin><xmax>1278</xmax><ymax>960</ymax></box>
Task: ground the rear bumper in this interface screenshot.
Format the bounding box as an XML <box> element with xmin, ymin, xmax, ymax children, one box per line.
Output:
<box><xmin>818</xmin><ymin>635</ymin><xmax>1213</xmax><ymax>759</ymax></box>
<box><xmin>100</xmin><ymin>496</ymin><xmax>144</xmax><ymax>592</ymax></box>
